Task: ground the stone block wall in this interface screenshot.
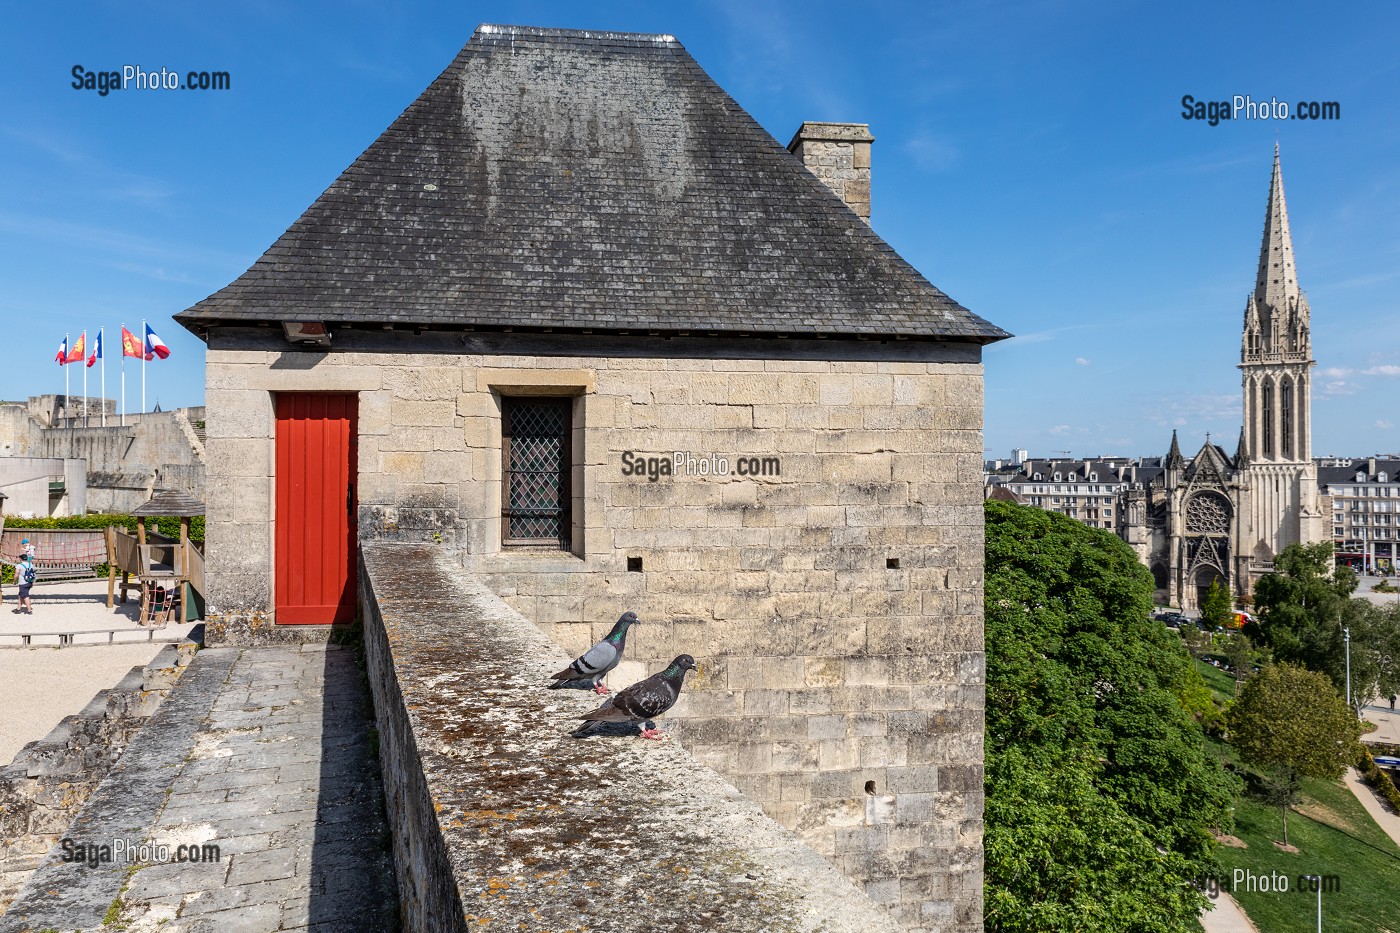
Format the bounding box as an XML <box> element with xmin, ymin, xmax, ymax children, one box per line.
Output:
<box><xmin>0</xmin><ymin>641</ymin><xmax>195</xmax><ymax>909</ymax></box>
<box><xmin>202</xmin><ymin>328</ymin><xmax>985</xmax><ymax>932</ymax></box>
<box><xmin>0</xmin><ymin>402</ymin><xmax>207</xmax><ymax>514</ymax></box>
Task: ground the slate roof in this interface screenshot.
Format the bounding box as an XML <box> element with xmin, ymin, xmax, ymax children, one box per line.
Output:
<box><xmin>176</xmin><ymin>25</ymin><xmax>1008</xmax><ymax>344</ymax></box>
<box><xmin>1319</xmin><ymin>459</ymin><xmax>1400</xmax><ymax>486</ymax></box>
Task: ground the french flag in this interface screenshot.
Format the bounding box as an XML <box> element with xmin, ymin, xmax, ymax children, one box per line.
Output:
<box><xmin>144</xmin><ymin>323</ymin><xmax>171</xmax><ymax>360</ymax></box>
<box><xmin>87</xmin><ymin>330</ymin><xmax>103</xmax><ymax>367</ymax></box>
<box><xmin>54</xmin><ymin>335</ymin><xmax>68</xmax><ymax>364</ymax></box>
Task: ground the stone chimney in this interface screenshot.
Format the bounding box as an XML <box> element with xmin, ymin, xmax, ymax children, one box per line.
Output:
<box><xmin>787</xmin><ymin>122</ymin><xmax>874</xmax><ymax>223</ymax></box>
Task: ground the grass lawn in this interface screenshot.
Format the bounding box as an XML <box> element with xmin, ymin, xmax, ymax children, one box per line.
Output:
<box><xmin>1194</xmin><ymin>658</ymin><xmax>1238</xmax><ymax>702</ymax></box>
<box><xmin>1204</xmin><ymin>736</ymin><xmax>1400</xmax><ymax>932</ymax></box>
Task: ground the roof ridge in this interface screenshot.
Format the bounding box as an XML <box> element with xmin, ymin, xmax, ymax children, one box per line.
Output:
<box><xmin>475</xmin><ymin>23</ymin><xmax>681</xmax><ymax>44</ymax></box>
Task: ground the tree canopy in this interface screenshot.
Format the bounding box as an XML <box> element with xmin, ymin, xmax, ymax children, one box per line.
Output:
<box><xmin>1226</xmin><ymin>662</ymin><xmax>1362</xmax><ymax>845</ymax></box>
<box><xmin>1200</xmin><ymin>579</ymin><xmax>1233</xmax><ymax>630</ymax></box>
<box><xmin>1227</xmin><ymin>663</ymin><xmax>1362</xmax><ymax>780</ymax></box>
<box><xmin>1246</xmin><ymin>542</ymin><xmax>1353</xmax><ymax>685</ymax></box>
<box><xmin>1248</xmin><ymin>541</ymin><xmax>1400</xmax><ymax>708</ymax></box>
<box><xmin>984</xmin><ymin>500</ymin><xmax>1239</xmax><ymax>933</ymax></box>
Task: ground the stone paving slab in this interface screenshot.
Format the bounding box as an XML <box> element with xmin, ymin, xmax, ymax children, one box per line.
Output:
<box><xmin>0</xmin><ymin>647</ymin><xmax>236</xmax><ymax>931</ymax></box>
<box><xmin>0</xmin><ymin>644</ymin><xmax>397</xmax><ymax>932</ymax></box>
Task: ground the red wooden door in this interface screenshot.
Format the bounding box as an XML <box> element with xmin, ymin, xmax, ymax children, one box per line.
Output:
<box><xmin>275</xmin><ymin>393</ymin><xmax>358</xmax><ymax>624</ymax></box>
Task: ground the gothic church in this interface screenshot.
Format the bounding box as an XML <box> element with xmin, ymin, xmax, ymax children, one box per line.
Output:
<box><xmin>1151</xmin><ymin>145</ymin><xmax>1327</xmax><ymax>610</ymax></box>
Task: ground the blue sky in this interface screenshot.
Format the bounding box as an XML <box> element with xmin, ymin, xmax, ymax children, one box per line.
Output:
<box><xmin>4</xmin><ymin>1</ymin><xmax>1398</xmax><ymax>459</ymax></box>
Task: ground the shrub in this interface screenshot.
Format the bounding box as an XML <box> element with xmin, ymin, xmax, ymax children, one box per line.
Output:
<box><xmin>4</xmin><ymin>513</ymin><xmax>204</xmax><ymax>543</ymax></box>
<box><xmin>1357</xmin><ymin>746</ymin><xmax>1400</xmax><ymax>812</ymax></box>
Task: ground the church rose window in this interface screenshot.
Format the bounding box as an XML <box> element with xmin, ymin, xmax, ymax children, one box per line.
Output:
<box><xmin>1185</xmin><ymin>494</ymin><xmax>1230</xmax><ymax>535</ymax></box>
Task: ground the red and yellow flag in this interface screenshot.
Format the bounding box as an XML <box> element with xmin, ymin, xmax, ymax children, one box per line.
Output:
<box><xmin>66</xmin><ymin>332</ymin><xmax>86</xmax><ymax>364</ymax></box>
<box><xmin>121</xmin><ymin>326</ymin><xmax>144</xmax><ymax>358</ymax></box>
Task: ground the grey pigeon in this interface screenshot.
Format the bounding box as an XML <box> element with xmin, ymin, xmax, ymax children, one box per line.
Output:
<box><xmin>575</xmin><ymin>654</ymin><xmax>699</xmax><ymax>740</ymax></box>
<box><xmin>548</xmin><ymin>611</ymin><xmax>640</xmax><ymax>694</ymax></box>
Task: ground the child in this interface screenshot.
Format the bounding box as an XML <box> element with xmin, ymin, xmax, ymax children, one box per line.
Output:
<box><xmin>15</xmin><ymin>553</ymin><xmax>36</xmax><ymax>615</ymax></box>
<box><xmin>20</xmin><ymin>538</ymin><xmax>34</xmax><ymax>559</ymax></box>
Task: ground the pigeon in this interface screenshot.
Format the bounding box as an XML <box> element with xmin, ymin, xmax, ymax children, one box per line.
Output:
<box><xmin>575</xmin><ymin>654</ymin><xmax>699</xmax><ymax>740</ymax></box>
<box><xmin>547</xmin><ymin>611</ymin><xmax>640</xmax><ymax>694</ymax></box>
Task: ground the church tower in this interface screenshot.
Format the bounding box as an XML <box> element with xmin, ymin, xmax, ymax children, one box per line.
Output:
<box><xmin>1239</xmin><ymin>145</ymin><xmax>1324</xmax><ymax>571</ymax></box>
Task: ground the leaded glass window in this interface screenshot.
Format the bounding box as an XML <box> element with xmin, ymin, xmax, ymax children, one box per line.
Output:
<box><xmin>502</xmin><ymin>398</ymin><xmax>571</xmax><ymax>547</ymax></box>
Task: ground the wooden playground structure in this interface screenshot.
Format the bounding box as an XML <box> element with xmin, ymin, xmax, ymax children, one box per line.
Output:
<box><xmin>0</xmin><ymin>491</ymin><xmax>205</xmax><ymax>627</ymax></box>
<box><xmin>108</xmin><ymin>491</ymin><xmax>206</xmax><ymax>625</ymax></box>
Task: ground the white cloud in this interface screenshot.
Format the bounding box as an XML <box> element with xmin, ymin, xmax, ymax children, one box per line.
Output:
<box><xmin>1376</xmin><ymin>420</ymin><xmax>1394</xmax><ymax>430</ymax></box>
<box><xmin>1363</xmin><ymin>364</ymin><xmax>1400</xmax><ymax>377</ymax></box>
<box><xmin>1048</xmin><ymin>424</ymin><xmax>1071</xmax><ymax>436</ymax></box>
<box><xmin>1319</xmin><ymin>366</ymin><xmax>1354</xmax><ymax>379</ymax></box>
<box><xmin>1074</xmin><ymin>357</ymin><xmax>1091</xmax><ymax>367</ymax></box>
<box><xmin>1322</xmin><ymin>380</ymin><xmax>1360</xmax><ymax>397</ymax></box>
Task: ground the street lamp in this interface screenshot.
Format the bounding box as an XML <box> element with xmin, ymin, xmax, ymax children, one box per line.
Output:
<box><xmin>1337</xmin><ymin>603</ymin><xmax>1354</xmax><ymax>714</ymax></box>
<box><xmin>1302</xmin><ymin>875</ymin><xmax>1322</xmax><ymax>933</ymax></box>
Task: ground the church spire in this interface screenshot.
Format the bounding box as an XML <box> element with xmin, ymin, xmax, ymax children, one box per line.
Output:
<box><xmin>1254</xmin><ymin>143</ymin><xmax>1301</xmax><ymax>314</ymax></box>
<box><xmin>1167</xmin><ymin>430</ymin><xmax>1185</xmax><ymax>469</ymax></box>
<box><xmin>1234</xmin><ymin>426</ymin><xmax>1250</xmax><ymax>469</ymax></box>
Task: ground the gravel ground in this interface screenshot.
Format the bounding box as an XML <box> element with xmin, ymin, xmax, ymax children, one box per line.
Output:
<box><xmin>0</xmin><ymin>643</ymin><xmax>167</xmax><ymax>766</ymax></box>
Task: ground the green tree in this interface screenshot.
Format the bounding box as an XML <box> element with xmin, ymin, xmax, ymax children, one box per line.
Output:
<box><xmin>1220</xmin><ymin>632</ymin><xmax>1261</xmax><ymax>696</ymax></box>
<box><xmin>1200</xmin><ymin>579</ymin><xmax>1233</xmax><ymax>630</ymax></box>
<box><xmin>1247</xmin><ymin>542</ymin><xmax>1353</xmax><ymax>687</ymax></box>
<box><xmin>1226</xmin><ymin>663</ymin><xmax>1362</xmax><ymax>845</ymax></box>
<box><xmin>985</xmin><ymin>501</ymin><xmax>1239</xmax><ymax>933</ymax></box>
<box><xmin>1347</xmin><ymin>600</ymin><xmax>1400</xmax><ymax>710</ymax></box>
<box><xmin>1175</xmin><ymin>664</ymin><xmax>1226</xmax><ymax>733</ymax></box>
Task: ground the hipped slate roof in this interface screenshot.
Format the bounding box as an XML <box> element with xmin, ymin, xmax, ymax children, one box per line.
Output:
<box><xmin>177</xmin><ymin>25</ymin><xmax>1008</xmax><ymax>343</ymax></box>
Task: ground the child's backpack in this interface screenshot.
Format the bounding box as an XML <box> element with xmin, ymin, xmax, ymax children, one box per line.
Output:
<box><xmin>21</xmin><ymin>562</ymin><xmax>36</xmax><ymax>585</ymax></box>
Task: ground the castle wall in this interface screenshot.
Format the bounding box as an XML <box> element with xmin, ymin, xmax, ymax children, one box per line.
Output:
<box><xmin>202</xmin><ymin>328</ymin><xmax>987</xmax><ymax>933</ymax></box>
<box><xmin>0</xmin><ymin>404</ymin><xmax>205</xmax><ymax>513</ymax></box>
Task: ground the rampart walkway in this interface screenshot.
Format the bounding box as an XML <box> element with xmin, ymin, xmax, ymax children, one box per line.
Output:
<box><xmin>0</xmin><ymin>645</ymin><xmax>396</xmax><ymax>932</ymax></box>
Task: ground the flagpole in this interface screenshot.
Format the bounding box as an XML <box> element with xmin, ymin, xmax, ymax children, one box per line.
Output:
<box><xmin>100</xmin><ymin>327</ymin><xmax>106</xmax><ymax>427</ymax></box>
<box><xmin>120</xmin><ymin>324</ymin><xmax>126</xmax><ymax>427</ymax></box>
<box><xmin>82</xmin><ymin>331</ymin><xmax>88</xmax><ymax>427</ymax></box>
<box><xmin>64</xmin><ymin>333</ymin><xmax>70</xmax><ymax>428</ymax></box>
<box><xmin>141</xmin><ymin>319</ymin><xmax>146</xmax><ymax>415</ymax></box>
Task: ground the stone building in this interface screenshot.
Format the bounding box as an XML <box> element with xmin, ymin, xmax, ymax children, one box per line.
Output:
<box><xmin>176</xmin><ymin>25</ymin><xmax>1007</xmax><ymax>932</ymax></box>
<box><xmin>1322</xmin><ymin>457</ymin><xmax>1400</xmax><ymax>572</ymax></box>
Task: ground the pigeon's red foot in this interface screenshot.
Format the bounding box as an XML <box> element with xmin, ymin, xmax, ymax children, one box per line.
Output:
<box><xmin>593</xmin><ymin>683</ymin><xmax>610</xmax><ymax>695</ymax></box>
<box><xmin>639</xmin><ymin>727</ymin><xmax>665</xmax><ymax>740</ymax></box>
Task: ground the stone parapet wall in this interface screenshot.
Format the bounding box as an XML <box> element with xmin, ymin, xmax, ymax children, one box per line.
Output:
<box><xmin>359</xmin><ymin>541</ymin><xmax>901</xmax><ymax>933</ymax></box>
<box><xmin>0</xmin><ymin>640</ymin><xmax>195</xmax><ymax>910</ymax></box>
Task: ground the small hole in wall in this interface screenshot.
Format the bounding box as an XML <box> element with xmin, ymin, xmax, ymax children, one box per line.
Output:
<box><xmin>627</xmin><ymin>556</ymin><xmax>643</xmax><ymax>572</ymax></box>
<box><xmin>864</xmin><ymin>780</ymin><xmax>877</xmax><ymax>795</ymax></box>
<box><xmin>886</xmin><ymin>557</ymin><xmax>900</xmax><ymax>569</ymax></box>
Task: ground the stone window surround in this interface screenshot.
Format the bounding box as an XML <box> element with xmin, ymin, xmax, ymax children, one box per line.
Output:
<box><xmin>476</xmin><ymin>369</ymin><xmax>593</xmax><ymax>565</ymax></box>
